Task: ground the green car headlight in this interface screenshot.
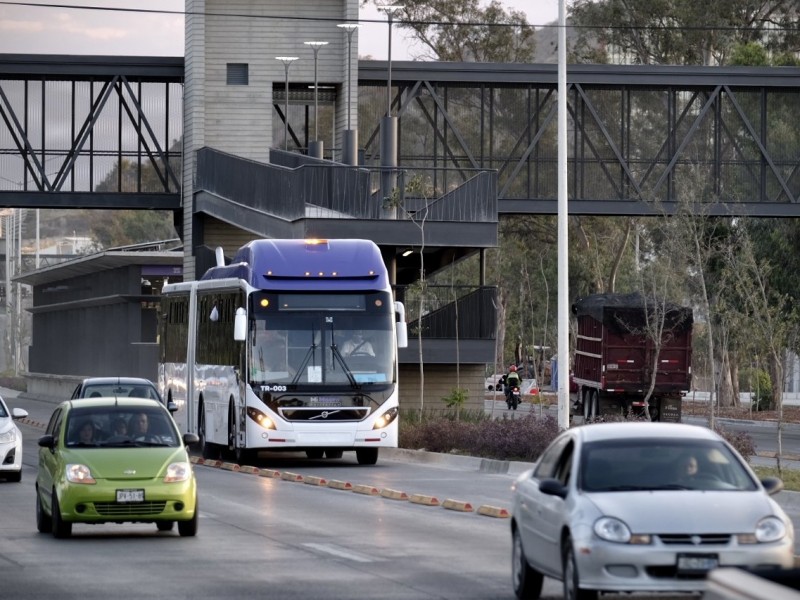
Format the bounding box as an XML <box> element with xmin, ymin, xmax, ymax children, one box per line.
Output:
<box><xmin>66</xmin><ymin>463</ymin><xmax>96</xmax><ymax>484</ymax></box>
<box><xmin>164</xmin><ymin>462</ymin><xmax>191</xmax><ymax>483</ymax></box>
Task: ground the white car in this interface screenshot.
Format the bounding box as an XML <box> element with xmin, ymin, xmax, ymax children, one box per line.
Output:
<box><xmin>0</xmin><ymin>395</ymin><xmax>28</xmax><ymax>482</ymax></box>
<box><xmin>510</xmin><ymin>422</ymin><xmax>795</xmax><ymax>599</ymax></box>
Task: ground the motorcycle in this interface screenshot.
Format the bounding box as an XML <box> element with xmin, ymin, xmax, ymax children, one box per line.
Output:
<box><xmin>506</xmin><ymin>385</ymin><xmax>521</xmax><ymax>410</ymax></box>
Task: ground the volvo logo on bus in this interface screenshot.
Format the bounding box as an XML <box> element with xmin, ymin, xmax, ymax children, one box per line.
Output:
<box><xmin>311</xmin><ymin>410</ymin><xmax>341</xmax><ymax>420</ymax></box>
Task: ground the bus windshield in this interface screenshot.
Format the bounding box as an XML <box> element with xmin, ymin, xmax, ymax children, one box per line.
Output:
<box><xmin>249</xmin><ymin>291</ymin><xmax>395</xmax><ymax>388</ymax></box>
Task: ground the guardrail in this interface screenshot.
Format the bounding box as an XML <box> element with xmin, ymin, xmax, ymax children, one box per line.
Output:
<box><xmin>705</xmin><ymin>568</ymin><xmax>800</xmax><ymax>600</ymax></box>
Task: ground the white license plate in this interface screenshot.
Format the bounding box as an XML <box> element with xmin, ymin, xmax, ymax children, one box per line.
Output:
<box><xmin>677</xmin><ymin>554</ymin><xmax>718</xmax><ymax>573</ymax></box>
<box><xmin>116</xmin><ymin>489</ymin><xmax>144</xmax><ymax>503</ymax></box>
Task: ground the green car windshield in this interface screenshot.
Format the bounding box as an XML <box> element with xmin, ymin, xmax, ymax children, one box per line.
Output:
<box><xmin>65</xmin><ymin>407</ymin><xmax>180</xmax><ymax>448</ymax></box>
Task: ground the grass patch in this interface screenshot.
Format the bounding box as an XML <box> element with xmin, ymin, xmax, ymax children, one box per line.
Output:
<box><xmin>753</xmin><ymin>466</ymin><xmax>800</xmax><ymax>492</ymax></box>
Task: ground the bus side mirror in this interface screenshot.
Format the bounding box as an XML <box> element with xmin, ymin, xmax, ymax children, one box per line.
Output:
<box><xmin>395</xmin><ymin>301</ymin><xmax>408</xmax><ymax>348</ymax></box>
<box><xmin>234</xmin><ymin>307</ymin><xmax>247</xmax><ymax>341</ymax></box>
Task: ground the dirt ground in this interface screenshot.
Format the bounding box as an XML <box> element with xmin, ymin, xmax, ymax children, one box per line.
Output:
<box><xmin>682</xmin><ymin>401</ymin><xmax>800</xmax><ymax>424</ymax></box>
<box><xmin>530</xmin><ymin>392</ymin><xmax>800</xmax><ymax>423</ymax></box>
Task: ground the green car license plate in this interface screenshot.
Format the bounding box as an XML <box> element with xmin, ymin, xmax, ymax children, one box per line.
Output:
<box><xmin>116</xmin><ymin>489</ymin><xmax>144</xmax><ymax>503</ymax></box>
<box><xmin>676</xmin><ymin>553</ymin><xmax>718</xmax><ymax>574</ymax></box>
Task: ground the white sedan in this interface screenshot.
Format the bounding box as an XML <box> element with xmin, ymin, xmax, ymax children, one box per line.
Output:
<box><xmin>0</xmin><ymin>395</ymin><xmax>28</xmax><ymax>482</ymax></box>
<box><xmin>510</xmin><ymin>422</ymin><xmax>795</xmax><ymax>599</ymax></box>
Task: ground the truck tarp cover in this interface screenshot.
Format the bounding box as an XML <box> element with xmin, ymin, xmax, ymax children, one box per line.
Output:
<box><xmin>572</xmin><ymin>292</ymin><xmax>693</xmax><ymax>331</ymax></box>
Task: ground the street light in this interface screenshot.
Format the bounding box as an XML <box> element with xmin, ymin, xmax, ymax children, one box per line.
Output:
<box><xmin>337</xmin><ymin>23</ymin><xmax>360</xmax><ymax>165</ymax></box>
<box><xmin>275</xmin><ymin>56</ymin><xmax>298</xmax><ymax>151</ymax></box>
<box><xmin>377</xmin><ymin>5</ymin><xmax>403</xmax><ymax>218</ymax></box>
<box><xmin>378</xmin><ymin>5</ymin><xmax>403</xmax><ymax>117</ymax></box>
<box><xmin>304</xmin><ymin>40</ymin><xmax>328</xmax><ymax>159</ymax></box>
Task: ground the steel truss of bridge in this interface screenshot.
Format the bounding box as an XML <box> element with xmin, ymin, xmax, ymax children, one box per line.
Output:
<box><xmin>1</xmin><ymin>55</ymin><xmax>799</xmax><ymax>217</ymax></box>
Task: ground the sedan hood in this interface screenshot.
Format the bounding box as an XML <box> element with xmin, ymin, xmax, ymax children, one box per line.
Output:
<box><xmin>587</xmin><ymin>491</ymin><xmax>780</xmax><ymax>533</ymax></box>
<box><xmin>63</xmin><ymin>447</ymin><xmax>189</xmax><ymax>480</ymax></box>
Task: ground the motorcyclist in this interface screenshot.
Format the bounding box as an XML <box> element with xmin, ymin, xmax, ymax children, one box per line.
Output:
<box><xmin>505</xmin><ymin>364</ymin><xmax>522</xmax><ymax>408</ymax></box>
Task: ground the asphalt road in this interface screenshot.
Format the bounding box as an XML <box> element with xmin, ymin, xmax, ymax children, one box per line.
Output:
<box><xmin>5</xmin><ymin>390</ymin><xmax>800</xmax><ymax>599</ymax></box>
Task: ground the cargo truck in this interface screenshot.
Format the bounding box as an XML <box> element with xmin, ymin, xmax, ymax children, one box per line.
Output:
<box><xmin>572</xmin><ymin>292</ymin><xmax>693</xmax><ymax>422</ymax></box>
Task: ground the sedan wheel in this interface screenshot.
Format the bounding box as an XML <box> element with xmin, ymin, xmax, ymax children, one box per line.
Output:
<box><xmin>563</xmin><ymin>538</ymin><xmax>596</xmax><ymax>600</ymax></box>
<box><xmin>512</xmin><ymin>528</ymin><xmax>543</xmax><ymax>599</ymax></box>
<box><xmin>36</xmin><ymin>487</ymin><xmax>52</xmax><ymax>533</ymax></box>
<box><xmin>51</xmin><ymin>489</ymin><xmax>72</xmax><ymax>538</ymax></box>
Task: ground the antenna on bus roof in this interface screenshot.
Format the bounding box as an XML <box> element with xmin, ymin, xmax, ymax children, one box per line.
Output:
<box><xmin>215</xmin><ymin>247</ymin><xmax>225</xmax><ymax>267</ymax></box>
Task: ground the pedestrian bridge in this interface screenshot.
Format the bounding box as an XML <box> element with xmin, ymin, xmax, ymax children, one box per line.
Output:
<box><xmin>1</xmin><ymin>55</ymin><xmax>799</xmax><ymax>217</ymax></box>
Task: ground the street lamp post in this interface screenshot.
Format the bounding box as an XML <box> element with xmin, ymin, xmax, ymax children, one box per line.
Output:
<box><xmin>378</xmin><ymin>5</ymin><xmax>403</xmax><ymax>218</ymax></box>
<box><xmin>337</xmin><ymin>23</ymin><xmax>360</xmax><ymax>165</ymax></box>
<box><xmin>275</xmin><ymin>56</ymin><xmax>298</xmax><ymax>152</ymax></box>
<box><xmin>304</xmin><ymin>41</ymin><xmax>328</xmax><ymax>159</ymax></box>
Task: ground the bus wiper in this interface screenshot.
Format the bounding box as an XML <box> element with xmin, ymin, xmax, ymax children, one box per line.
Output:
<box><xmin>330</xmin><ymin>343</ymin><xmax>360</xmax><ymax>389</ymax></box>
<box><xmin>290</xmin><ymin>326</ymin><xmax>318</xmax><ymax>386</ymax></box>
<box><xmin>328</xmin><ymin>321</ymin><xmax>359</xmax><ymax>388</ymax></box>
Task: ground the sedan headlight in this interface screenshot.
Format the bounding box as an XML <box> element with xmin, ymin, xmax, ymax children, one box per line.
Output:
<box><xmin>594</xmin><ymin>517</ymin><xmax>633</xmax><ymax>543</ymax></box>
<box><xmin>0</xmin><ymin>428</ymin><xmax>16</xmax><ymax>444</ymax></box>
<box><xmin>739</xmin><ymin>516</ymin><xmax>788</xmax><ymax>544</ymax></box>
<box><xmin>66</xmin><ymin>463</ymin><xmax>96</xmax><ymax>484</ymax></box>
<box><xmin>164</xmin><ymin>462</ymin><xmax>191</xmax><ymax>483</ymax></box>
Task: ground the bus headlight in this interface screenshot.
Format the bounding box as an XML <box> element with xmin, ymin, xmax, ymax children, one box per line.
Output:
<box><xmin>372</xmin><ymin>407</ymin><xmax>398</xmax><ymax>430</ymax></box>
<box><xmin>247</xmin><ymin>407</ymin><xmax>276</xmax><ymax>430</ymax></box>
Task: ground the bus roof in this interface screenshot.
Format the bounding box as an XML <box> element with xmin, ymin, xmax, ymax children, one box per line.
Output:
<box><xmin>200</xmin><ymin>239</ymin><xmax>390</xmax><ymax>291</ymax></box>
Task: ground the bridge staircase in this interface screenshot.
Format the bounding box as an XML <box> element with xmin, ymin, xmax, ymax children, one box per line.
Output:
<box><xmin>192</xmin><ymin>146</ymin><xmax>499</xmax><ymax>365</ymax></box>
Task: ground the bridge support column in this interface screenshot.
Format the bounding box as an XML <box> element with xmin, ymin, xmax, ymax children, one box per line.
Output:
<box><xmin>380</xmin><ymin>115</ymin><xmax>398</xmax><ymax>219</ymax></box>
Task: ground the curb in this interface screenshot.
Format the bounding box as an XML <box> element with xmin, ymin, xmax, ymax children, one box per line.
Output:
<box><xmin>17</xmin><ymin>414</ymin><xmax>800</xmax><ymax>519</ymax></box>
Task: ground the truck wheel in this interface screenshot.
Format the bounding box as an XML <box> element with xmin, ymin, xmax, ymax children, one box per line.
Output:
<box><xmin>581</xmin><ymin>390</ymin><xmax>592</xmax><ymax>419</ymax></box>
<box><xmin>583</xmin><ymin>391</ymin><xmax>598</xmax><ymax>419</ymax></box>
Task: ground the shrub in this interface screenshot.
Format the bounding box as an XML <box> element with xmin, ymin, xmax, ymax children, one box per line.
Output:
<box><xmin>741</xmin><ymin>367</ymin><xmax>772</xmax><ymax>411</ymax></box>
<box><xmin>715</xmin><ymin>424</ymin><xmax>756</xmax><ymax>459</ymax></box>
<box><xmin>399</xmin><ymin>410</ymin><xmax>559</xmax><ymax>461</ymax></box>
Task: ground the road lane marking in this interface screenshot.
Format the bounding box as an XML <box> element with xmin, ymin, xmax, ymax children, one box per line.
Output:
<box><xmin>303</xmin><ymin>543</ymin><xmax>373</xmax><ymax>563</ymax></box>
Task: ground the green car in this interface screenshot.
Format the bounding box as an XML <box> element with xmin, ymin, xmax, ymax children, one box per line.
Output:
<box><xmin>36</xmin><ymin>397</ymin><xmax>199</xmax><ymax>538</ymax></box>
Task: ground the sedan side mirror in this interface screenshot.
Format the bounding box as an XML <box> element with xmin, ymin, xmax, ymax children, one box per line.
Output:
<box><xmin>11</xmin><ymin>407</ymin><xmax>28</xmax><ymax>419</ymax></box>
<box><xmin>538</xmin><ymin>478</ymin><xmax>568</xmax><ymax>499</ymax></box>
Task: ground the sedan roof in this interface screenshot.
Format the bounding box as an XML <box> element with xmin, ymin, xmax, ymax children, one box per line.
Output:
<box><xmin>575</xmin><ymin>422</ymin><xmax>721</xmax><ymax>444</ymax></box>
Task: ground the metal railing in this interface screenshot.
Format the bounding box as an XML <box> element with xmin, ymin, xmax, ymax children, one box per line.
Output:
<box><xmin>397</xmin><ymin>284</ymin><xmax>497</xmax><ymax>340</ymax></box>
<box><xmin>197</xmin><ymin>147</ymin><xmax>497</xmax><ymax>224</ymax></box>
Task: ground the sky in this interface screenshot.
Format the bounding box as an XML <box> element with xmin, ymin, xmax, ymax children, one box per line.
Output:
<box><xmin>0</xmin><ymin>0</ymin><xmax>561</xmax><ymax>60</ymax></box>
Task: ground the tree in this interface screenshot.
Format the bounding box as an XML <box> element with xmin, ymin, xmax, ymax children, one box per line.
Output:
<box><xmin>570</xmin><ymin>0</ymin><xmax>799</xmax><ymax>66</ymax></box>
<box><xmin>720</xmin><ymin>219</ymin><xmax>794</xmax><ymax>473</ymax></box>
<box><xmin>362</xmin><ymin>0</ymin><xmax>535</xmax><ymax>62</ymax></box>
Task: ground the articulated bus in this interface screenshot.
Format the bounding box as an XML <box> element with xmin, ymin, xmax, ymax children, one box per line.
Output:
<box><xmin>158</xmin><ymin>239</ymin><xmax>408</xmax><ymax>465</ymax></box>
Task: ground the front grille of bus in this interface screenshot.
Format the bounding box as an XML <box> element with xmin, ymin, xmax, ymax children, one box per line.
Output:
<box><xmin>93</xmin><ymin>501</ymin><xmax>167</xmax><ymax>516</ymax></box>
<box><xmin>279</xmin><ymin>408</ymin><xmax>371</xmax><ymax>421</ymax></box>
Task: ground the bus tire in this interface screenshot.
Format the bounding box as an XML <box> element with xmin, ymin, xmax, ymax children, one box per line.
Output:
<box><xmin>224</xmin><ymin>400</ymin><xmax>237</xmax><ymax>460</ymax></box>
<box><xmin>356</xmin><ymin>448</ymin><xmax>379</xmax><ymax>465</ymax></box>
<box><xmin>199</xmin><ymin>403</ymin><xmax>217</xmax><ymax>460</ymax></box>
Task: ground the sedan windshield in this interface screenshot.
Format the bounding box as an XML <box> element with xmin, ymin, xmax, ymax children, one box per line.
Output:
<box><xmin>580</xmin><ymin>438</ymin><xmax>759</xmax><ymax>492</ymax></box>
<box><xmin>65</xmin><ymin>407</ymin><xmax>179</xmax><ymax>448</ymax></box>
